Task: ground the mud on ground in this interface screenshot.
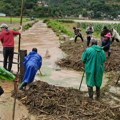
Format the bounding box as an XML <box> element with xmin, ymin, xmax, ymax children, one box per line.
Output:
<box><xmin>57</xmin><ymin>41</ymin><xmax>120</xmax><ymax>72</ymax></box>
<box><xmin>15</xmin><ymin>81</ymin><xmax>120</xmax><ymax>120</ymax></box>
<box><xmin>15</xmin><ymin>40</ymin><xmax>120</xmax><ymax>120</ymax></box>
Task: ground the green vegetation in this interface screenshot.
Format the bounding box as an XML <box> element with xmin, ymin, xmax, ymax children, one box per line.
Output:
<box><xmin>23</xmin><ymin>20</ymin><xmax>38</xmax><ymax>30</ymax></box>
<box><xmin>0</xmin><ymin>17</ymin><xmax>28</xmax><ymax>23</ymax></box>
<box><xmin>44</xmin><ymin>19</ymin><xmax>74</xmax><ymax>37</ymax></box>
<box><xmin>77</xmin><ymin>22</ymin><xmax>120</xmax><ymax>35</ymax></box>
<box><xmin>23</xmin><ymin>23</ymin><xmax>32</xmax><ymax>30</ymax></box>
<box><xmin>0</xmin><ymin>0</ymin><xmax>38</xmax><ymax>16</ymax></box>
<box><xmin>42</xmin><ymin>0</ymin><xmax>120</xmax><ymax>19</ymax></box>
<box><xmin>0</xmin><ymin>0</ymin><xmax>120</xmax><ymax>19</ymax></box>
<box><xmin>45</xmin><ymin>19</ymin><xmax>120</xmax><ymax>39</ymax></box>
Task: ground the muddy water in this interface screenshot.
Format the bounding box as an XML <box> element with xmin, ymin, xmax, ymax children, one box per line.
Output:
<box><xmin>19</xmin><ymin>21</ymin><xmax>107</xmax><ymax>91</ymax></box>
<box><xmin>18</xmin><ymin>21</ymin><xmax>89</xmax><ymax>91</ymax></box>
<box><xmin>0</xmin><ymin>21</ymin><xmax>109</xmax><ymax>120</ymax></box>
<box><xmin>0</xmin><ymin>21</ymin><xmax>109</xmax><ymax>91</ymax></box>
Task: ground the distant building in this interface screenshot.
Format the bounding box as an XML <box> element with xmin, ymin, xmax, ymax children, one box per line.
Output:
<box><xmin>44</xmin><ymin>4</ymin><xmax>48</xmax><ymax>7</ymax></box>
<box><xmin>118</xmin><ymin>15</ymin><xmax>120</xmax><ymax>20</ymax></box>
<box><xmin>79</xmin><ymin>14</ymin><xmax>82</xmax><ymax>19</ymax></box>
<box><xmin>37</xmin><ymin>0</ymin><xmax>48</xmax><ymax>7</ymax></box>
<box><xmin>0</xmin><ymin>13</ymin><xmax>6</xmax><ymax>17</ymax></box>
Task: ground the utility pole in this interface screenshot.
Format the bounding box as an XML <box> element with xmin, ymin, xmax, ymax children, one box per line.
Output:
<box><xmin>20</xmin><ymin>0</ymin><xmax>24</xmax><ymax>29</ymax></box>
<box><xmin>18</xmin><ymin>0</ymin><xmax>24</xmax><ymax>75</ymax></box>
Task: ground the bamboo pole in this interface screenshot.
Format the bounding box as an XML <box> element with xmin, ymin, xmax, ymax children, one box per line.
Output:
<box><xmin>20</xmin><ymin>0</ymin><xmax>24</xmax><ymax>28</ymax></box>
<box><xmin>17</xmin><ymin>35</ymin><xmax>21</xmax><ymax>73</ymax></box>
<box><xmin>12</xmin><ymin>76</ymin><xmax>19</xmax><ymax>120</ymax></box>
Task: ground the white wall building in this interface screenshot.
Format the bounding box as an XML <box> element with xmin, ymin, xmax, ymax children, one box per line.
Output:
<box><xmin>0</xmin><ymin>13</ymin><xmax>6</xmax><ymax>17</ymax></box>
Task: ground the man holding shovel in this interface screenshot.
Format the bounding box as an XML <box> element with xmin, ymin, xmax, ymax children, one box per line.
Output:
<box><xmin>81</xmin><ymin>39</ymin><xmax>106</xmax><ymax>100</ymax></box>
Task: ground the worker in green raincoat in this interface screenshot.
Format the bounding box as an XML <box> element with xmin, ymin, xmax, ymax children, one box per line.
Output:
<box><xmin>81</xmin><ymin>39</ymin><xmax>106</xmax><ymax>100</ymax></box>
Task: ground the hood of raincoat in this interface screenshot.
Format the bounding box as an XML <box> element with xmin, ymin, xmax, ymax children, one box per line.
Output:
<box><xmin>92</xmin><ymin>45</ymin><xmax>103</xmax><ymax>52</ymax></box>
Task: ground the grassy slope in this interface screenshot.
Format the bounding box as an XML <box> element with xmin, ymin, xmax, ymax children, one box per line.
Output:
<box><xmin>0</xmin><ymin>17</ymin><xmax>28</xmax><ymax>23</ymax></box>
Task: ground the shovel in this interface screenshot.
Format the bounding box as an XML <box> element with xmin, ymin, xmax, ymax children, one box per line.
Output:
<box><xmin>79</xmin><ymin>68</ymin><xmax>85</xmax><ymax>91</ymax></box>
<box><xmin>39</xmin><ymin>69</ymin><xmax>43</xmax><ymax>76</ymax></box>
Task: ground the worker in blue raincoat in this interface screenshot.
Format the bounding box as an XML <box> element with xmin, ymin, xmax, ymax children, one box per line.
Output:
<box><xmin>82</xmin><ymin>39</ymin><xmax>106</xmax><ymax>100</ymax></box>
<box><xmin>19</xmin><ymin>48</ymin><xmax>42</xmax><ymax>90</ymax></box>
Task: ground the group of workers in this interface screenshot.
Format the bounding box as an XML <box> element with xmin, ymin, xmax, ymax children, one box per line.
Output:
<box><xmin>73</xmin><ymin>25</ymin><xmax>120</xmax><ymax>58</ymax></box>
<box><xmin>0</xmin><ymin>22</ymin><xmax>119</xmax><ymax>101</ymax></box>
<box><xmin>73</xmin><ymin>25</ymin><xmax>119</xmax><ymax>100</ymax></box>
<box><xmin>0</xmin><ymin>23</ymin><xmax>42</xmax><ymax>95</ymax></box>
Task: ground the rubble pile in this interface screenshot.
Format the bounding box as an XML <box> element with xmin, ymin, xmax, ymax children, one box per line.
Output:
<box><xmin>17</xmin><ymin>81</ymin><xmax>120</xmax><ymax>120</ymax></box>
<box><xmin>57</xmin><ymin>41</ymin><xmax>120</xmax><ymax>72</ymax></box>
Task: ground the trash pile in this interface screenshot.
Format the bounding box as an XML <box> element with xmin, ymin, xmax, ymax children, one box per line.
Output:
<box><xmin>16</xmin><ymin>81</ymin><xmax>120</xmax><ymax>120</ymax></box>
<box><xmin>57</xmin><ymin>41</ymin><xmax>120</xmax><ymax>72</ymax></box>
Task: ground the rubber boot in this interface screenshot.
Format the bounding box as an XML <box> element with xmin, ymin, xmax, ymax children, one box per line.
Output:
<box><xmin>19</xmin><ymin>82</ymin><xmax>27</xmax><ymax>90</ymax></box>
<box><xmin>108</xmin><ymin>49</ymin><xmax>111</xmax><ymax>57</ymax></box>
<box><xmin>74</xmin><ymin>36</ymin><xmax>77</xmax><ymax>43</ymax></box>
<box><xmin>116</xmin><ymin>38</ymin><xmax>119</xmax><ymax>42</ymax></box>
<box><xmin>88</xmin><ymin>86</ymin><xmax>93</xmax><ymax>100</ymax></box>
<box><xmin>108</xmin><ymin>51</ymin><xmax>111</xmax><ymax>57</ymax></box>
<box><xmin>96</xmin><ymin>87</ymin><xmax>100</xmax><ymax>100</ymax></box>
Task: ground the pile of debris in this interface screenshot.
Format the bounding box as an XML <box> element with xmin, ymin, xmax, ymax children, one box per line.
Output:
<box><xmin>57</xmin><ymin>41</ymin><xmax>120</xmax><ymax>72</ymax></box>
<box><xmin>16</xmin><ymin>81</ymin><xmax>120</xmax><ymax>120</ymax></box>
<box><xmin>57</xmin><ymin>41</ymin><xmax>85</xmax><ymax>71</ymax></box>
<box><xmin>105</xmin><ymin>42</ymin><xmax>120</xmax><ymax>72</ymax></box>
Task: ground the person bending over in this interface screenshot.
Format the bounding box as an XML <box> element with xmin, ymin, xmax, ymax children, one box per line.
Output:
<box><xmin>19</xmin><ymin>48</ymin><xmax>42</xmax><ymax>90</ymax></box>
<box><xmin>73</xmin><ymin>27</ymin><xmax>84</xmax><ymax>43</ymax></box>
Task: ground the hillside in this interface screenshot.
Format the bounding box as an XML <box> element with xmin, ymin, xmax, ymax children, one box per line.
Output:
<box><xmin>44</xmin><ymin>0</ymin><xmax>120</xmax><ymax>19</ymax></box>
<box><xmin>0</xmin><ymin>0</ymin><xmax>120</xmax><ymax>19</ymax></box>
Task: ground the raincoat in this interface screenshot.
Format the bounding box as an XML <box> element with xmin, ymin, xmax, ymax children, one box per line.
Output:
<box><xmin>112</xmin><ymin>29</ymin><xmax>120</xmax><ymax>40</ymax></box>
<box><xmin>0</xmin><ymin>67</ymin><xmax>15</xmax><ymax>81</ymax></box>
<box><xmin>23</xmin><ymin>51</ymin><xmax>42</xmax><ymax>84</ymax></box>
<box><xmin>82</xmin><ymin>45</ymin><xmax>106</xmax><ymax>87</ymax></box>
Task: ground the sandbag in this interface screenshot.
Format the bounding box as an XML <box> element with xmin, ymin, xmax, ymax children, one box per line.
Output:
<box><xmin>0</xmin><ymin>67</ymin><xmax>16</xmax><ymax>81</ymax></box>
